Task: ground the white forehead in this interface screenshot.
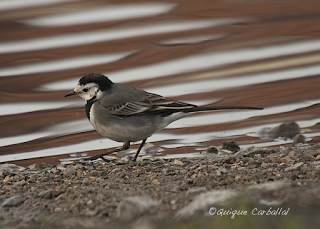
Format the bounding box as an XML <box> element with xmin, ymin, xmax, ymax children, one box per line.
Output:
<box><xmin>74</xmin><ymin>82</ymin><xmax>97</xmax><ymax>92</ymax></box>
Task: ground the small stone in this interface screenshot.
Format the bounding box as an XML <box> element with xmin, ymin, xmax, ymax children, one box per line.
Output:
<box><xmin>206</xmin><ymin>146</ymin><xmax>219</xmax><ymax>154</ymax></box>
<box><xmin>315</xmin><ymin>155</ymin><xmax>320</xmax><ymax>161</ymax></box>
<box><xmin>152</xmin><ymin>179</ymin><xmax>159</xmax><ymax>184</ymax></box>
<box><xmin>63</xmin><ymin>165</ymin><xmax>77</xmax><ymax>178</ymax></box>
<box><xmin>173</xmin><ymin>159</ymin><xmax>184</xmax><ymax>166</ymax></box>
<box><xmin>3</xmin><ymin>176</ymin><xmax>10</xmax><ymax>183</ymax></box>
<box><xmin>175</xmin><ymin>190</ymin><xmax>238</xmax><ymax>219</ymax></box>
<box><xmin>247</xmin><ymin>181</ymin><xmax>290</xmax><ymax>191</ymax></box>
<box><xmin>235</xmin><ymin>175</ymin><xmax>241</xmax><ymax>181</ymax></box>
<box><xmin>272</xmin><ymin>122</ymin><xmax>301</xmax><ymax>139</ymax></box>
<box><xmin>284</xmin><ymin>162</ymin><xmax>304</xmax><ymax>172</ymax></box>
<box><xmin>88</xmin><ymin>177</ymin><xmax>96</xmax><ymax>183</ymax></box>
<box><xmin>39</xmin><ymin>189</ymin><xmax>54</xmax><ymax>199</ymax></box>
<box><xmin>0</xmin><ymin>164</ymin><xmax>25</xmax><ymax>173</ymax></box>
<box><xmin>143</xmin><ymin>143</ymin><xmax>162</xmax><ymax>155</ymax></box>
<box><xmin>54</xmin><ymin>207</ymin><xmax>63</xmax><ymax>212</ymax></box>
<box><xmin>292</xmin><ymin>134</ymin><xmax>306</xmax><ymax>144</ymax></box>
<box><xmin>116</xmin><ymin>196</ymin><xmax>159</xmax><ymax>221</ymax></box>
<box><xmin>186</xmin><ymin>187</ymin><xmax>206</xmax><ymax>196</ymax></box>
<box><xmin>282</xmin><ymin>157</ymin><xmax>295</xmax><ymax>166</ymax></box>
<box><xmin>300</xmin><ymin>153</ymin><xmax>315</xmax><ymax>162</ymax></box>
<box><xmin>56</xmin><ymin>164</ymin><xmax>66</xmax><ymax>171</ymax></box>
<box><xmin>89</xmin><ymin>170</ymin><xmax>99</xmax><ymax>177</ymax></box>
<box><xmin>1</xmin><ymin>195</ymin><xmax>23</xmax><ymax>207</ymax></box>
<box><xmin>261</xmin><ymin>163</ymin><xmax>275</xmax><ymax>169</ymax></box>
<box><xmin>28</xmin><ymin>163</ymin><xmax>40</xmax><ymax>170</ymax></box>
<box><xmin>222</xmin><ymin>142</ymin><xmax>240</xmax><ymax>152</ymax></box>
<box><xmin>84</xmin><ymin>209</ymin><xmax>97</xmax><ymax>217</ymax></box>
<box><xmin>13</xmin><ymin>180</ymin><xmax>26</xmax><ymax>187</ymax></box>
<box><xmin>254</xmin><ymin>154</ymin><xmax>262</xmax><ymax>160</ymax></box>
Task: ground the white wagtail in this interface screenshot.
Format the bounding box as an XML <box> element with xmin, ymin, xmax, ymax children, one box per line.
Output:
<box><xmin>65</xmin><ymin>73</ymin><xmax>262</xmax><ymax>162</ymax></box>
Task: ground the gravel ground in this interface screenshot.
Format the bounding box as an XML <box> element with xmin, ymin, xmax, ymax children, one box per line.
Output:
<box><xmin>1</xmin><ymin>143</ymin><xmax>320</xmax><ymax>229</ymax></box>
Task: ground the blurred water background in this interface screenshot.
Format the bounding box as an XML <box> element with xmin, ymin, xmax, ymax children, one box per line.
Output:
<box><xmin>1</xmin><ymin>0</ymin><xmax>320</xmax><ymax>166</ymax></box>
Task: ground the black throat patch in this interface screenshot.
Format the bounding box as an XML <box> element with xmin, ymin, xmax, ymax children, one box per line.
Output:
<box><xmin>85</xmin><ymin>96</ymin><xmax>97</xmax><ymax>120</ymax></box>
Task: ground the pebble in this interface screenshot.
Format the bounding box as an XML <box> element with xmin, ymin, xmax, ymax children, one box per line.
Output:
<box><xmin>247</xmin><ymin>181</ymin><xmax>290</xmax><ymax>191</ymax></box>
<box><xmin>28</xmin><ymin>163</ymin><xmax>40</xmax><ymax>170</ymax></box>
<box><xmin>206</xmin><ymin>146</ymin><xmax>219</xmax><ymax>154</ymax></box>
<box><xmin>116</xmin><ymin>196</ymin><xmax>159</xmax><ymax>221</ymax></box>
<box><xmin>175</xmin><ymin>190</ymin><xmax>238</xmax><ymax>219</ymax></box>
<box><xmin>293</xmin><ymin>134</ymin><xmax>306</xmax><ymax>144</ymax></box>
<box><xmin>222</xmin><ymin>141</ymin><xmax>240</xmax><ymax>152</ymax></box>
<box><xmin>260</xmin><ymin>163</ymin><xmax>276</xmax><ymax>169</ymax></box>
<box><xmin>1</xmin><ymin>195</ymin><xmax>24</xmax><ymax>207</ymax></box>
<box><xmin>152</xmin><ymin>179</ymin><xmax>159</xmax><ymax>184</ymax></box>
<box><xmin>63</xmin><ymin>165</ymin><xmax>77</xmax><ymax>178</ymax></box>
<box><xmin>173</xmin><ymin>159</ymin><xmax>184</xmax><ymax>166</ymax></box>
<box><xmin>0</xmin><ymin>164</ymin><xmax>25</xmax><ymax>174</ymax></box>
<box><xmin>186</xmin><ymin>187</ymin><xmax>206</xmax><ymax>196</ymax></box>
<box><xmin>39</xmin><ymin>189</ymin><xmax>54</xmax><ymax>199</ymax></box>
<box><xmin>54</xmin><ymin>207</ymin><xmax>63</xmax><ymax>212</ymax></box>
<box><xmin>275</xmin><ymin>122</ymin><xmax>301</xmax><ymax>138</ymax></box>
<box><xmin>284</xmin><ymin>162</ymin><xmax>304</xmax><ymax>172</ymax></box>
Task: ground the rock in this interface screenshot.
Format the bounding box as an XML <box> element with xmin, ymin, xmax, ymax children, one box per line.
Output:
<box><xmin>28</xmin><ymin>163</ymin><xmax>40</xmax><ymax>170</ymax></box>
<box><xmin>0</xmin><ymin>164</ymin><xmax>25</xmax><ymax>174</ymax></box>
<box><xmin>175</xmin><ymin>190</ymin><xmax>238</xmax><ymax>219</ymax></box>
<box><xmin>1</xmin><ymin>195</ymin><xmax>24</xmax><ymax>207</ymax></box>
<box><xmin>57</xmin><ymin>164</ymin><xmax>66</xmax><ymax>171</ymax></box>
<box><xmin>89</xmin><ymin>170</ymin><xmax>99</xmax><ymax>177</ymax></box>
<box><xmin>277</xmin><ymin>122</ymin><xmax>301</xmax><ymax>138</ymax></box>
<box><xmin>152</xmin><ymin>179</ymin><xmax>159</xmax><ymax>184</ymax></box>
<box><xmin>39</xmin><ymin>189</ymin><xmax>54</xmax><ymax>199</ymax></box>
<box><xmin>63</xmin><ymin>165</ymin><xmax>77</xmax><ymax>178</ymax></box>
<box><xmin>186</xmin><ymin>187</ymin><xmax>206</xmax><ymax>196</ymax></box>
<box><xmin>222</xmin><ymin>142</ymin><xmax>240</xmax><ymax>152</ymax></box>
<box><xmin>13</xmin><ymin>180</ymin><xmax>26</xmax><ymax>187</ymax></box>
<box><xmin>173</xmin><ymin>159</ymin><xmax>184</xmax><ymax>166</ymax></box>
<box><xmin>293</xmin><ymin>134</ymin><xmax>306</xmax><ymax>144</ymax></box>
<box><xmin>300</xmin><ymin>153</ymin><xmax>315</xmax><ymax>162</ymax></box>
<box><xmin>54</xmin><ymin>207</ymin><xmax>63</xmax><ymax>212</ymax></box>
<box><xmin>284</xmin><ymin>162</ymin><xmax>304</xmax><ymax>172</ymax></box>
<box><xmin>116</xmin><ymin>196</ymin><xmax>159</xmax><ymax>221</ymax></box>
<box><xmin>143</xmin><ymin>143</ymin><xmax>162</xmax><ymax>155</ymax></box>
<box><xmin>282</xmin><ymin>157</ymin><xmax>295</xmax><ymax>166</ymax></box>
<box><xmin>258</xmin><ymin>122</ymin><xmax>301</xmax><ymax>140</ymax></box>
<box><xmin>132</xmin><ymin>218</ymin><xmax>157</xmax><ymax>229</ymax></box>
<box><xmin>206</xmin><ymin>146</ymin><xmax>219</xmax><ymax>154</ymax></box>
<box><xmin>39</xmin><ymin>189</ymin><xmax>60</xmax><ymax>199</ymax></box>
<box><xmin>247</xmin><ymin>181</ymin><xmax>290</xmax><ymax>192</ymax></box>
<box><xmin>260</xmin><ymin>163</ymin><xmax>276</xmax><ymax>169</ymax></box>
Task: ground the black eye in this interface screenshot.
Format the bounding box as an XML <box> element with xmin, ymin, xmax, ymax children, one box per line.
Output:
<box><xmin>83</xmin><ymin>88</ymin><xmax>88</xmax><ymax>92</ymax></box>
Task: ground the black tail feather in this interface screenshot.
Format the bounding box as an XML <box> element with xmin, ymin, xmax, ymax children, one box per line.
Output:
<box><xmin>183</xmin><ymin>106</ymin><xmax>263</xmax><ymax>113</ymax></box>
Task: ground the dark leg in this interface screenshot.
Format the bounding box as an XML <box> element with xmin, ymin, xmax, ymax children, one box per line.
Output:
<box><xmin>133</xmin><ymin>138</ymin><xmax>147</xmax><ymax>162</ymax></box>
<box><xmin>84</xmin><ymin>141</ymin><xmax>130</xmax><ymax>161</ymax></box>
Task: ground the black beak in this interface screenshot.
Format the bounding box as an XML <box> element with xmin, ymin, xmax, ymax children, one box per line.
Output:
<box><xmin>65</xmin><ymin>90</ymin><xmax>77</xmax><ymax>97</ymax></box>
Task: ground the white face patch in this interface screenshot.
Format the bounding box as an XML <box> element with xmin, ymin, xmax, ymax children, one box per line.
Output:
<box><xmin>74</xmin><ymin>82</ymin><xmax>99</xmax><ymax>101</ymax></box>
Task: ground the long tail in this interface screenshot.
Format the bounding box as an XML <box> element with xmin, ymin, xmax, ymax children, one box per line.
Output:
<box><xmin>183</xmin><ymin>106</ymin><xmax>263</xmax><ymax>113</ymax></box>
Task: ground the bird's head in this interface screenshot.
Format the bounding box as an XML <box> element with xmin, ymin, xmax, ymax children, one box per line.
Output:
<box><xmin>65</xmin><ymin>73</ymin><xmax>113</xmax><ymax>101</ymax></box>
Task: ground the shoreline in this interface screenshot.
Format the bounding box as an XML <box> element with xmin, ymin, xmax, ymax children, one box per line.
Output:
<box><xmin>1</xmin><ymin>143</ymin><xmax>320</xmax><ymax>228</ymax></box>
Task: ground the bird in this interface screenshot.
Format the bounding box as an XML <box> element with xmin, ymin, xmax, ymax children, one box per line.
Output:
<box><xmin>65</xmin><ymin>73</ymin><xmax>263</xmax><ymax>162</ymax></box>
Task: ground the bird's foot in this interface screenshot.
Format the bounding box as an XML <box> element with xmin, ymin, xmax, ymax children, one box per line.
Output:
<box><xmin>83</xmin><ymin>152</ymin><xmax>112</xmax><ymax>161</ymax></box>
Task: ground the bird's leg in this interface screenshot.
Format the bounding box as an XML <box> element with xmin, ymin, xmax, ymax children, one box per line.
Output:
<box><xmin>133</xmin><ymin>138</ymin><xmax>147</xmax><ymax>162</ymax></box>
<box><xmin>84</xmin><ymin>142</ymin><xmax>130</xmax><ymax>161</ymax></box>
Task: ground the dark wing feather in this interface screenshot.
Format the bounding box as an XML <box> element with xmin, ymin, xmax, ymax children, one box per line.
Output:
<box><xmin>107</xmin><ymin>92</ymin><xmax>196</xmax><ymax>116</ymax></box>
